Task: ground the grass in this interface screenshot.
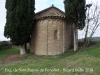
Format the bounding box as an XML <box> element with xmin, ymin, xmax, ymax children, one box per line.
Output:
<box><xmin>0</xmin><ymin>47</ymin><xmax>19</xmax><ymax>58</ymax></box>
<box><xmin>0</xmin><ymin>43</ymin><xmax>100</xmax><ymax>75</ymax></box>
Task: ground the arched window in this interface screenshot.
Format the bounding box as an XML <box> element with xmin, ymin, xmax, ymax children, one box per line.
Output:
<box><xmin>54</xmin><ymin>30</ymin><xmax>58</xmax><ymax>39</ymax></box>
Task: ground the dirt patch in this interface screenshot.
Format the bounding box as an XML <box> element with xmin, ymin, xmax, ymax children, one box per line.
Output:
<box><xmin>1</xmin><ymin>54</ymin><xmax>27</xmax><ymax>62</ymax></box>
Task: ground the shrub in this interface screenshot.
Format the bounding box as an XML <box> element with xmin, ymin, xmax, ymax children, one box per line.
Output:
<box><xmin>0</xmin><ymin>41</ymin><xmax>12</xmax><ymax>51</ymax></box>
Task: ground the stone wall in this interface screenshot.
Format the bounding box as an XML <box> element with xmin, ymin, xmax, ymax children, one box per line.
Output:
<box><xmin>30</xmin><ymin>18</ymin><xmax>73</xmax><ymax>55</ymax></box>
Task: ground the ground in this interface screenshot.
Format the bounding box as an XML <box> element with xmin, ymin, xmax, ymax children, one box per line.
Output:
<box><xmin>1</xmin><ymin>54</ymin><xmax>26</xmax><ymax>62</ymax></box>
<box><xmin>0</xmin><ymin>43</ymin><xmax>100</xmax><ymax>75</ymax></box>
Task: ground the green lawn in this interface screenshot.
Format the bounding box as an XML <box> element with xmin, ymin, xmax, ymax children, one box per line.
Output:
<box><xmin>0</xmin><ymin>43</ymin><xmax>100</xmax><ymax>75</ymax></box>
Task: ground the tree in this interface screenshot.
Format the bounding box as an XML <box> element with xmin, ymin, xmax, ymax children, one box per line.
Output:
<box><xmin>84</xmin><ymin>2</ymin><xmax>100</xmax><ymax>46</ymax></box>
<box><xmin>64</xmin><ymin>0</ymin><xmax>86</xmax><ymax>51</ymax></box>
<box><xmin>4</xmin><ymin>0</ymin><xmax>35</xmax><ymax>54</ymax></box>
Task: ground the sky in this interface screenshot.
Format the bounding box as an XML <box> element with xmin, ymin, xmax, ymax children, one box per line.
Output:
<box><xmin>0</xmin><ymin>0</ymin><xmax>100</xmax><ymax>41</ymax></box>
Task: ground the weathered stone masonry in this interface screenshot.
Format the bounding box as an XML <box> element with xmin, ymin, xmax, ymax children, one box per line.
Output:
<box><xmin>30</xmin><ymin>5</ymin><xmax>73</xmax><ymax>55</ymax></box>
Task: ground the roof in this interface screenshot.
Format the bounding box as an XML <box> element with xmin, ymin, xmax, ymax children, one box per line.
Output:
<box><xmin>35</xmin><ymin>5</ymin><xmax>65</xmax><ymax>20</ymax></box>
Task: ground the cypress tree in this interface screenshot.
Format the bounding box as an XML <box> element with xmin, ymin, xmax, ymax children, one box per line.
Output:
<box><xmin>4</xmin><ymin>0</ymin><xmax>35</xmax><ymax>54</ymax></box>
<box><xmin>64</xmin><ymin>0</ymin><xmax>86</xmax><ymax>51</ymax></box>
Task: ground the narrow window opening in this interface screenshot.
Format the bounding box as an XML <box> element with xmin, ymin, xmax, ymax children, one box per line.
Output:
<box><xmin>54</xmin><ymin>30</ymin><xmax>58</xmax><ymax>39</ymax></box>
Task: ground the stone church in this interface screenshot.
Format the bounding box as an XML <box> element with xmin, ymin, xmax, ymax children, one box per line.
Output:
<box><xmin>30</xmin><ymin>5</ymin><xmax>73</xmax><ymax>55</ymax></box>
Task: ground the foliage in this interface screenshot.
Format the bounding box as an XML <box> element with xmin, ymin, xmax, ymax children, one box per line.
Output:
<box><xmin>0</xmin><ymin>41</ymin><xmax>12</xmax><ymax>51</ymax></box>
<box><xmin>4</xmin><ymin>0</ymin><xmax>35</xmax><ymax>45</ymax></box>
<box><xmin>64</xmin><ymin>0</ymin><xmax>86</xmax><ymax>29</ymax></box>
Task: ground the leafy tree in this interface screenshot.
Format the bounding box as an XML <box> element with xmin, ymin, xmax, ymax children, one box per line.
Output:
<box><xmin>64</xmin><ymin>0</ymin><xmax>86</xmax><ymax>51</ymax></box>
<box><xmin>4</xmin><ymin>0</ymin><xmax>35</xmax><ymax>54</ymax></box>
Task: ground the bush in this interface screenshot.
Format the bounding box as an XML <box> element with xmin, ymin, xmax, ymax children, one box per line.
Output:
<box><xmin>0</xmin><ymin>41</ymin><xmax>12</xmax><ymax>51</ymax></box>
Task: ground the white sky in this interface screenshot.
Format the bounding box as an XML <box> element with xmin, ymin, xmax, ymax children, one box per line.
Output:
<box><xmin>0</xmin><ymin>0</ymin><xmax>100</xmax><ymax>41</ymax></box>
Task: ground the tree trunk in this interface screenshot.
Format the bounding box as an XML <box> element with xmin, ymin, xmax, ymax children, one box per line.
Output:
<box><xmin>87</xmin><ymin>37</ymin><xmax>91</xmax><ymax>46</ymax></box>
<box><xmin>19</xmin><ymin>44</ymin><xmax>26</xmax><ymax>55</ymax></box>
<box><xmin>25</xmin><ymin>43</ymin><xmax>27</xmax><ymax>51</ymax></box>
<box><xmin>84</xmin><ymin>8</ymin><xmax>90</xmax><ymax>46</ymax></box>
<box><xmin>29</xmin><ymin>40</ymin><xmax>31</xmax><ymax>49</ymax></box>
<box><xmin>84</xmin><ymin>23</ymin><xmax>89</xmax><ymax>44</ymax></box>
<box><xmin>87</xmin><ymin>32</ymin><xmax>93</xmax><ymax>46</ymax></box>
<box><xmin>73</xmin><ymin>23</ymin><xmax>78</xmax><ymax>52</ymax></box>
